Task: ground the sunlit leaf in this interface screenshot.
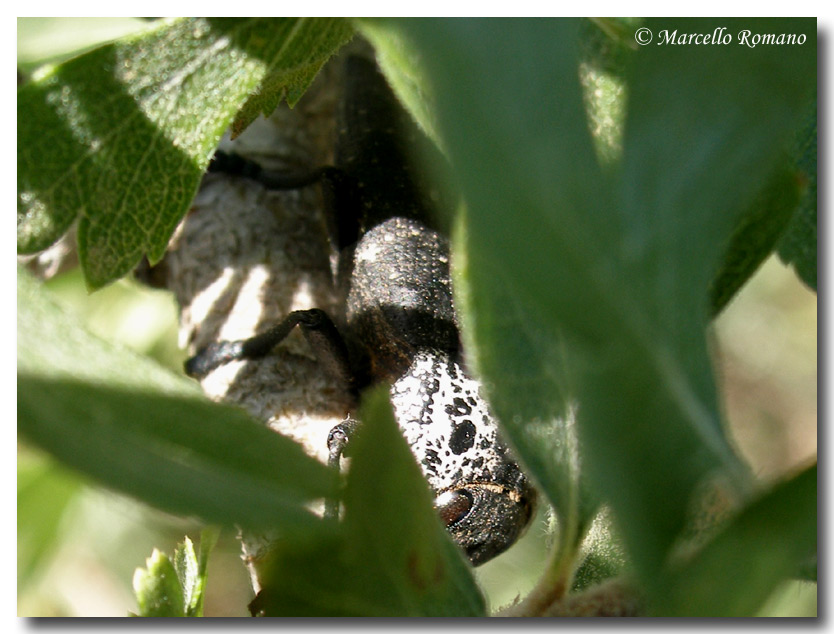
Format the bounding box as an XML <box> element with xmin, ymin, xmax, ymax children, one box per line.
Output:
<box><xmin>18</xmin><ymin>17</ymin><xmax>350</xmax><ymax>289</ymax></box>
<box><xmin>133</xmin><ymin>549</ymin><xmax>185</xmax><ymax>617</ymax></box>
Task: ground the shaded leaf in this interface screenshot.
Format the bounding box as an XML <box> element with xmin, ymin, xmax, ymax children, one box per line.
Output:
<box><xmin>398</xmin><ymin>19</ymin><xmax>603</xmax><ymax>567</ymax></box>
<box><xmin>354</xmin><ymin>20</ymin><xmax>441</xmax><ymax>146</ymax></box>
<box><xmin>778</xmin><ymin>96</ymin><xmax>817</xmax><ymax>290</ymax></box>
<box><xmin>655</xmin><ymin>464</ymin><xmax>816</xmax><ymax>616</ymax></box>
<box><xmin>396</xmin><ymin>17</ymin><xmax>816</xmax><ymax>594</ymax></box>
<box><xmin>709</xmin><ymin>165</ymin><xmax>803</xmax><ymax>314</ymax></box>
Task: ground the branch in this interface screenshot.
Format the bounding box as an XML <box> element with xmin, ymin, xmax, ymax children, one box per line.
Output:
<box><xmin>147</xmin><ymin>58</ymin><xmax>351</xmax><ymax>594</ymax></box>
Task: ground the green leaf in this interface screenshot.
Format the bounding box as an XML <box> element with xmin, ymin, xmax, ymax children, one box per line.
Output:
<box><xmin>133</xmin><ymin>549</ymin><xmax>186</xmax><ymax>617</ymax></box>
<box><xmin>172</xmin><ymin>537</ymin><xmax>200</xmax><ymax>615</ymax></box>
<box><xmin>396</xmin><ymin>18</ymin><xmax>604</xmax><ymax>569</ymax></box>
<box><xmin>578</xmin><ymin>19</ymin><xmax>634</xmax><ymax>165</ymax></box>
<box><xmin>354</xmin><ymin>20</ymin><xmax>441</xmax><ymax>147</ymax></box>
<box><xmin>18</xmin><ymin>17</ymin><xmax>351</xmax><ymax>289</ymax></box>
<box><xmin>195</xmin><ymin>528</ymin><xmax>220</xmax><ymax>614</ymax></box>
<box><xmin>655</xmin><ymin>464</ymin><xmax>816</xmax><ymax>616</ymax></box>
<box><xmin>571</xmin><ymin>510</ymin><xmax>629</xmax><ymax>592</ymax></box>
<box><xmin>230</xmin><ymin>19</ymin><xmax>354</xmax><ymax>136</ymax></box>
<box><xmin>756</xmin><ymin>580</ymin><xmax>816</xmax><ymax>617</ymax></box>
<box><xmin>251</xmin><ymin>387</ymin><xmax>486</xmax><ymax>616</ymax></box>
<box><xmin>604</xmin><ymin>17</ymin><xmax>814</xmax><ymax>579</ymax></box>
<box><xmin>18</xmin><ymin>267</ymin><xmax>338</xmax><ymax>530</ymax></box>
<box><xmin>396</xmin><ymin>16</ymin><xmax>816</xmax><ymax>594</ymax></box>
<box><xmin>133</xmin><ymin>531</ymin><xmax>220</xmax><ymax>617</ymax></box>
<box><xmin>709</xmin><ymin>164</ymin><xmax>803</xmax><ymax>315</ymax></box>
<box><xmin>778</xmin><ymin>96</ymin><xmax>817</xmax><ymax>291</ymax></box>
<box><xmin>172</xmin><ymin>531</ymin><xmax>217</xmax><ymax>617</ymax></box>
<box><xmin>17</xmin><ymin>451</ymin><xmax>84</xmax><ymax>589</ymax></box>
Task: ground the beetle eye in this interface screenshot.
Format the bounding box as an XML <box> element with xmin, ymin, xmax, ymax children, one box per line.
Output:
<box><xmin>434</xmin><ymin>489</ymin><xmax>474</xmax><ymax>527</ymax></box>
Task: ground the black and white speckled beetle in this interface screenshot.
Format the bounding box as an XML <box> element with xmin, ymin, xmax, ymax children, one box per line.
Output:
<box><xmin>185</xmin><ymin>54</ymin><xmax>536</xmax><ymax>566</ymax></box>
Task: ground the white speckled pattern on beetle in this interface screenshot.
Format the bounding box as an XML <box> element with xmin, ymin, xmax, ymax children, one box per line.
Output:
<box><xmin>391</xmin><ymin>349</ymin><xmax>512</xmax><ymax>493</ymax></box>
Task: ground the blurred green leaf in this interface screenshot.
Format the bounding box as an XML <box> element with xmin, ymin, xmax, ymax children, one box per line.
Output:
<box><xmin>17</xmin><ymin>17</ymin><xmax>148</xmax><ymax>71</ymax></box>
<box><xmin>251</xmin><ymin>387</ymin><xmax>485</xmax><ymax>616</ymax></box>
<box><xmin>797</xmin><ymin>555</ymin><xmax>817</xmax><ymax>582</ymax></box>
<box><xmin>778</xmin><ymin>97</ymin><xmax>817</xmax><ymax>291</ymax></box>
<box><xmin>756</xmin><ymin>580</ymin><xmax>816</xmax><ymax>617</ymax></box>
<box><xmin>17</xmin><ymin>452</ymin><xmax>84</xmax><ymax>589</ymax></box>
<box><xmin>709</xmin><ymin>164</ymin><xmax>803</xmax><ymax>315</ymax></box>
<box><xmin>354</xmin><ymin>20</ymin><xmax>441</xmax><ymax>147</ymax></box>
<box><xmin>18</xmin><ymin>17</ymin><xmax>350</xmax><ymax>289</ymax></box>
<box><xmin>399</xmin><ymin>18</ymin><xmax>604</xmax><ymax>568</ymax></box>
<box><xmin>397</xmin><ymin>17</ymin><xmax>815</xmax><ymax>597</ymax></box>
<box><xmin>655</xmin><ymin>463</ymin><xmax>816</xmax><ymax>616</ymax></box>
<box><xmin>579</xmin><ymin>19</ymin><xmax>634</xmax><ymax>165</ymax></box>
<box><xmin>18</xmin><ymin>268</ymin><xmax>338</xmax><ymax>530</ymax></box>
<box><xmin>133</xmin><ymin>548</ymin><xmax>185</xmax><ymax>616</ymax></box>
<box><xmin>605</xmin><ymin>18</ymin><xmax>814</xmax><ymax>582</ymax></box>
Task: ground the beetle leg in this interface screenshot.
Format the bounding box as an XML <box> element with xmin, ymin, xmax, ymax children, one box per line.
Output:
<box><xmin>185</xmin><ymin>309</ymin><xmax>355</xmax><ymax>392</ymax></box>
<box><xmin>208</xmin><ymin>150</ymin><xmax>360</xmax><ymax>253</ymax></box>
<box><xmin>207</xmin><ymin>150</ymin><xmax>327</xmax><ymax>189</ymax></box>
<box><xmin>324</xmin><ymin>415</ymin><xmax>360</xmax><ymax>520</ymax></box>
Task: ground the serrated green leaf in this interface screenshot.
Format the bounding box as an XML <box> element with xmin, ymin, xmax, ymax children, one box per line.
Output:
<box><xmin>655</xmin><ymin>463</ymin><xmax>816</xmax><ymax>616</ymax></box>
<box><xmin>133</xmin><ymin>532</ymin><xmax>217</xmax><ymax>618</ymax></box>
<box><xmin>171</xmin><ymin>532</ymin><xmax>216</xmax><ymax>617</ymax></box>
<box><xmin>18</xmin><ymin>17</ymin><xmax>350</xmax><ymax>289</ymax></box>
<box><xmin>778</xmin><ymin>96</ymin><xmax>817</xmax><ymax>290</ymax></box>
<box><xmin>251</xmin><ymin>387</ymin><xmax>486</xmax><ymax>617</ymax></box>
<box><xmin>395</xmin><ymin>17</ymin><xmax>815</xmax><ymax>597</ymax></box>
<box><xmin>18</xmin><ymin>268</ymin><xmax>338</xmax><ymax>530</ymax></box>
<box><xmin>133</xmin><ymin>549</ymin><xmax>185</xmax><ymax>617</ymax></box>
<box><xmin>173</xmin><ymin>537</ymin><xmax>199</xmax><ymax>616</ymax></box>
<box><xmin>230</xmin><ymin>18</ymin><xmax>354</xmax><ymax>136</ymax></box>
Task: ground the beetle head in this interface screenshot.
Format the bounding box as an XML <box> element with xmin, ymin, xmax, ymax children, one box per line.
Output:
<box><xmin>435</xmin><ymin>480</ymin><xmax>536</xmax><ymax>566</ymax></box>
